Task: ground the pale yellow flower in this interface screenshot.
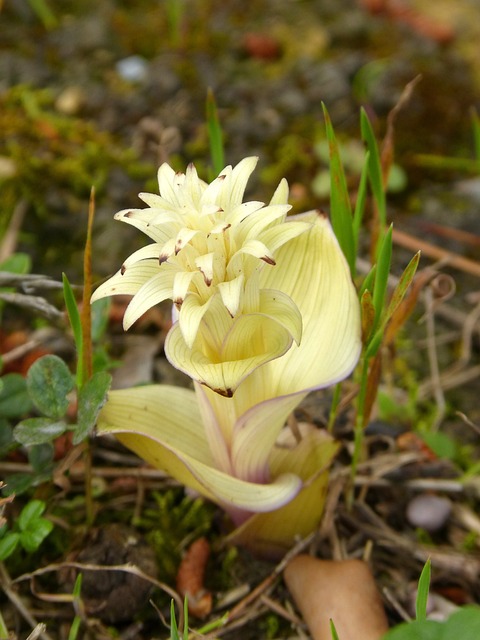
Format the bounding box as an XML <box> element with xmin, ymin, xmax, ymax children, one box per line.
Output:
<box><xmin>94</xmin><ymin>158</ymin><xmax>361</xmax><ymax>554</ymax></box>
<box><xmin>92</xmin><ymin>157</ymin><xmax>309</xmax><ymax>396</ymax></box>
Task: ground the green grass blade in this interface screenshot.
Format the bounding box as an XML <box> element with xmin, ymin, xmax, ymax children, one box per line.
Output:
<box><xmin>353</xmin><ymin>150</ymin><xmax>370</xmax><ymax>256</ymax></box>
<box><xmin>360</xmin><ymin>108</ymin><xmax>386</xmax><ymax>231</ymax></box>
<box><xmin>322</xmin><ymin>103</ymin><xmax>355</xmax><ymax>276</ymax></box>
<box><xmin>359</xmin><ymin>263</ymin><xmax>376</xmax><ymax>300</ymax></box>
<box><xmin>472</xmin><ymin>108</ymin><xmax>480</xmax><ymax>167</ymax></box>
<box><xmin>62</xmin><ymin>273</ymin><xmax>84</xmax><ymax>388</ymax></box>
<box><xmin>416</xmin><ymin>558</ymin><xmax>431</xmax><ymax>621</ymax></box>
<box><xmin>170</xmin><ymin>599</ymin><xmax>180</xmax><ymax>640</ymax></box>
<box><xmin>206</xmin><ymin>89</ymin><xmax>225</xmax><ymax>176</ymax></box>
<box><xmin>27</xmin><ymin>0</ymin><xmax>58</xmax><ymax>30</ymax></box>
<box><xmin>372</xmin><ymin>224</ymin><xmax>393</xmax><ymax>332</ymax></box>
<box><xmin>68</xmin><ymin>573</ymin><xmax>83</xmax><ymax>640</ymax></box>
<box><xmin>385</xmin><ymin>251</ymin><xmax>420</xmax><ymax>320</ymax></box>
<box><xmin>183</xmin><ymin>596</ymin><xmax>189</xmax><ymax>640</ymax></box>
<box><xmin>330</xmin><ymin>618</ymin><xmax>341</xmax><ymax>640</ymax></box>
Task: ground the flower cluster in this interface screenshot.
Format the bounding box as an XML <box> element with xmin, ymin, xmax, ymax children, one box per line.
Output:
<box><xmin>93</xmin><ymin>158</ymin><xmax>361</xmax><ymax>555</ymax></box>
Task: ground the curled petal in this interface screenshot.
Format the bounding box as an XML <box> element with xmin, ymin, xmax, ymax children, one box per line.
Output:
<box><xmin>172</xmin><ymin>271</ymin><xmax>199</xmax><ymax>305</ymax></box>
<box><xmin>258</xmin><ymin>289</ymin><xmax>302</xmax><ymax>346</ymax></box>
<box><xmin>269</xmin><ymin>177</ymin><xmax>289</xmax><ymax>206</ymax></box>
<box><xmin>123</xmin><ymin>272</ymin><xmax>174</xmax><ymax>329</ymax></box>
<box><xmin>166</xmin><ymin>314</ymin><xmax>294</xmax><ymax>396</ymax></box>
<box><xmin>217</xmin><ymin>274</ymin><xmax>244</xmax><ymax>317</ymax></box>
<box><xmin>114</xmin><ymin>208</ymin><xmax>179</xmax><ymax>244</ymax></box>
<box><xmin>219</xmin><ymin>156</ymin><xmax>258</xmax><ymax>210</ymax></box>
<box><xmin>91</xmin><ymin>261</ymin><xmax>161</xmax><ymax>302</ymax></box>
<box><xmin>121</xmin><ymin>243</ymin><xmax>163</xmax><ymax>267</ymax></box>
<box><xmin>233</xmin><ymin>204</ymin><xmax>291</xmax><ymax>246</ymax></box>
<box><xmin>227</xmin><ymin>426</ymin><xmax>339</xmax><ymax>556</ymax></box>
<box><xmin>97</xmin><ymin>386</ymin><xmax>302</xmax><ymax>514</ymax></box>
<box><xmin>178</xmin><ymin>294</ymin><xmax>215</xmax><ymax>349</ymax></box>
<box><xmin>258</xmin><ymin>220</ymin><xmax>311</xmax><ymax>253</ymax></box>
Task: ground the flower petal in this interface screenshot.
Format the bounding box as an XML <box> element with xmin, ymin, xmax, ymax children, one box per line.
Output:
<box><xmin>165</xmin><ymin>313</ymin><xmax>294</xmax><ymax>396</ymax></box>
<box><xmin>123</xmin><ymin>271</ymin><xmax>174</xmax><ymax>329</ymax></box>
<box><xmin>91</xmin><ymin>261</ymin><xmax>162</xmax><ymax>303</ymax></box>
<box><xmin>234</xmin><ymin>212</ymin><xmax>361</xmax><ymax>410</ymax></box>
<box><xmin>217</xmin><ymin>274</ymin><xmax>244</xmax><ymax>317</ymax></box>
<box><xmin>97</xmin><ymin>385</ymin><xmax>302</xmax><ymax>514</ymax></box>
<box><xmin>226</xmin><ymin>426</ymin><xmax>339</xmax><ymax>556</ymax></box>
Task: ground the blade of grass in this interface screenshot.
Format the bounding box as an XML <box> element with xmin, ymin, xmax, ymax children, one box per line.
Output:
<box><xmin>361</xmin><ymin>108</ymin><xmax>387</xmax><ymax>260</ymax></box>
<box><xmin>330</xmin><ymin>619</ymin><xmax>341</xmax><ymax>640</ymax></box>
<box><xmin>206</xmin><ymin>89</ymin><xmax>225</xmax><ymax>177</ymax></box>
<box><xmin>80</xmin><ymin>187</ymin><xmax>95</xmax><ymax>387</ymax></box>
<box><xmin>416</xmin><ymin>558</ymin><xmax>431</xmax><ymax>621</ymax></box>
<box><xmin>322</xmin><ymin>103</ymin><xmax>356</xmax><ymax>276</ymax></box>
<box><xmin>361</xmin><ymin>108</ymin><xmax>387</xmax><ymax>230</ymax></box>
<box><xmin>170</xmin><ymin>599</ymin><xmax>180</xmax><ymax>640</ymax></box>
<box><xmin>352</xmin><ymin>150</ymin><xmax>370</xmax><ymax>256</ymax></box>
<box><xmin>372</xmin><ymin>224</ymin><xmax>393</xmax><ymax>333</ymax></box>
<box><xmin>62</xmin><ymin>273</ymin><xmax>84</xmax><ymax>389</ymax></box>
<box><xmin>471</xmin><ymin>108</ymin><xmax>480</xmax><ymax>168</ymax></box>
<box><xmin>68</xmin><ymin>574</ymin><xmax>83</xmax><ymax>640</ymax></box>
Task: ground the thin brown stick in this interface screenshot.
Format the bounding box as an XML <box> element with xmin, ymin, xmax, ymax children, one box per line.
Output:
<box><xmin>392</xmin><ymin>227</ymin><xmax>480</xmax><ymax>278</ymax></box>
<box><xmin>12</xmin><ymin>560</ymin><xmax>184</xmax><ymax>629</ymax></box>
<box><xmin>226</xmin><ymin>531</ymin><xmax>316</xmax><ymax>623</ymax></box>
<box><xmin>0</xmin><ymin>563</ymin><xmax>55</xmax><ymax>640</ymax></box>
<box><xmin>0</xmin><ymin>199</ymin><xmax>28</xmax><ymax>262</ymax></box>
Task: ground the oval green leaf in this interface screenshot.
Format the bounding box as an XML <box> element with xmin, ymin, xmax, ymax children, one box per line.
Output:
<box><xmin>27</xmin><ymin>355</ymin><xmax>74</xmax><ymax>419</ymax></box>
<box><xmin>14</xmin><ymin>417</ymin><xmax>67</xmax><ymax>446</ymax></box>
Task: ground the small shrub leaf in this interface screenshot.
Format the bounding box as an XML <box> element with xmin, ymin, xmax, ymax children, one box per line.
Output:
<box><xmin>416</xmin><ymin>558</ymin><xmax>431</xmax><ymax>621</ymax></box>
<box><xmin>0</xmin><ymin>373</ymin><xmax>33</xmax><ymax>418</ymax></box>
<box><xmin>14</xmin><ymin>417</ymin><xmax>67</xmax><ymax>446</ymax></box>
<box><xmin>18</xmin><ymin>499</ymin><xmax>46</xmax><ymax>530</ymax></box>
<box><xmin>27</xmin><ymin>355</ymin><xmax>74</xmax><ymax>419</ymax></box>
<box><xmin>74</xmin><ymin>370</ymin><xmax>111</xmax><ymax>444</ymax></box>
<box><xmin>19</xmin><ymin>519</ymin><xmax>53</xmax><ymax>552</ymax></box>
<box><xmin>0</xmin><ymin>532</ymin><xmax>20</xmax><ymax>560</ymax></box>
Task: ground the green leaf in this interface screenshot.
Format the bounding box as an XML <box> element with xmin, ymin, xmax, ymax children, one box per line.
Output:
<box><xmin>170</xmin><ymin>599</ymin><xmax>180</xmax><ymax>640</ymax></box>
<box><xmin>416</xmin><ymin>558</ymin><xmax>431</xmax><ymax>621</ymax></box>
<box><xmin>472</xmin><ymin>108</ymin><xmax>480</xmax><ymax>165</ymax></box>
<box><xmin>372</xmin><ymin>224</ymin><xmax>393</xmax><ymax>332</ymax></box>
<box><xmin>0</xmin><ymin>373</ymin><xmax>33</xmax><ymax>418</ymax></box>
<box><xmin>353</xmin><ymin>150</ymin><xmax>370</xmax><ymax>255</ymax></box>
<box><xmin>0</xmin><ymin>532</ymin><xmax>20</xmax><ymax>560</ymax></box>
<box><xmin>18</xmin><ymin>499</ymin><xmax>46</xmax><ymax>530</ymax></box>
<box><xmin>19</xmin><ymin>518</ymin><xmax>53</xmax><ymax>552</ymax></box>
<box><xmin>444</xmin><ymin>606</ymin><xmax>480</xmax><ymax>638</ymax></box>
<box><xmin>359</xmin><ymin>264</ymin><xmax>376</xmax><ymax>300</ymax></box>
<box><xmin>206</xmin><ymin>89</ymin><xmax>225</xmax><ymax>177</ymax></box>
<box><xmin>322</xmin><ymin>103</ymin><xmax>356</xmax><ymax>276</ymax></box>
<box><xmin>27</xmin><ymin>354</ymin><xmax>74</xmax><ymax>420</ymax></box>
<box><xmin>382</xmin><ymin>607</ymin><xmax>480</xmax><ymax>640</ymax></box>
<box><xmin>91</xmin><ymin>297</ymin><xmax>110</xmax><ymax>343</ymax></box>
<box><xmin>360</xmin><ymin>108</ymin><xmax>386</xmax><ymax>230</ymax></box>
<box><xmin>14</xmin><ymin>417</ymin><xmax>67</xmax><ymax>446</ymax></box>
<box><xmin>63</xmin><ymin>273</ymin><xmax>84</xmax><ymax>388</ymax></box>
<box><xmin>2</xmin><ymin>473</ymin><xmax>34</xmax><ymax>496</ymax></box>
<box><xmin>382</xmin><ymin>620</ymin><xmax>441</xmax><ymax>640</ymax></box>
<box><xmin>0</xmin><ymin>420</ymin><xmax>17</xmax><ymax>457</ymax></box>
<box><xmin>28</xmin><ymin>442</ymin><xmax>54</xmax><ymax>475</ymax></box>
<box><xmin>74</xmin><ymin>370</ymin><xmax>111</xmax><ymax>444</ymax></box>
<box><xmin>385</xmin><ymin>251</ymin><xmax>420</xmax><ymax>321</ymax></box>
<box><xmin>330</xmin><ymin>619</ymin><xmax>341</xmax><ymax>640</ymax></box>
<box><xmin>0</xmin><ymin>252</ymin><xmax>31</xmax><ymax>274</ymax></box>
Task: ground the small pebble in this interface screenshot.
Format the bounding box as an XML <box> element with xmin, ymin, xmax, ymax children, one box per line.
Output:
<box><xmin>406</xmin><ymin>493</ymin><xmax>452</xmax><ymax>532</ymax></box>
<box><xmin>116</xmin><ymin>55</ymin><xmax>149</xmax><ymax>83</ymax></box>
